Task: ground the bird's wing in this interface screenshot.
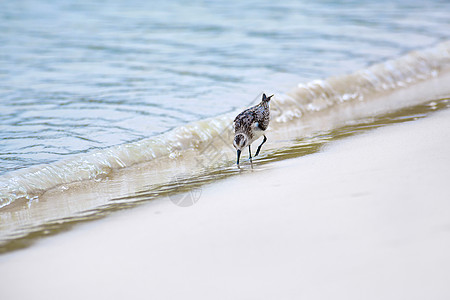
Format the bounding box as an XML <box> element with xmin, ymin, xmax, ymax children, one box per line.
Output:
<box><xmin>256</xmin><ymin>119</ymin><xmax>268</xmax><ymax>131</ymax></box>
<box><xmin>234</xmin><ymin>109</ymin><xmax>257</xmax><ymax>132</ymax></box>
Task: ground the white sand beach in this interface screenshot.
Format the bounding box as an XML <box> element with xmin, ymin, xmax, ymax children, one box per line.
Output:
<box><xmin>1</xmin><ymin>109</ymin><xmax>450</xmax><ymax>300</ymax></box>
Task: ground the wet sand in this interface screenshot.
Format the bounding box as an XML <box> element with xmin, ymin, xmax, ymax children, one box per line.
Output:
<box><xmin>1</xmin><ymin>109</ymin><xmax>450</xmax><ymax>300</ymax></box>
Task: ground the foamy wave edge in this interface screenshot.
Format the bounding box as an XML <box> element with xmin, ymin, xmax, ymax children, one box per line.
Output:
<box><xmin>1</xmin><ymin>41</ymin><xmax>450</xmax><ymax>208</ymax></box>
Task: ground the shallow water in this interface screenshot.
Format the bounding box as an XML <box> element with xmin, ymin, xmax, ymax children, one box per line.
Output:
<box><xmin>1</xmin><ymin>95</ymin><xmax>449</xmax><ymax>253</ymax></box>
<box><xmin>1</xmin><ymin>1</ymin><xmax>450</xmax><ymax>253</ymax></box>
<box><xmin>1</xmin><ymin>0</ymin><xmax>449</xmax><ymax>174</ymax></box>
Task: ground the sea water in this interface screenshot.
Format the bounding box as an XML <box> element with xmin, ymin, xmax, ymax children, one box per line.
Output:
<box><xmin>0</xmin><ymin>0</ymin><xmax>449</xmax><ymax>252</ymax></box>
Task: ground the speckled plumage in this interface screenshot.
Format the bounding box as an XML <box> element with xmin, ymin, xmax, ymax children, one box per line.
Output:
<box><xmin>234</xmin><ymin>100</ymin><xmax>269</xmax><ymax>138</ymax></box>
<box><xmin>233</xmin><ymin>93</ymin><xmax>273</xmax><ymax>165</ymax></box>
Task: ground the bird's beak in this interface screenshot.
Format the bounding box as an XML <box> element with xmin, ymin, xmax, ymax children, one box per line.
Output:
<box><xmin>268</xmin><ymin>94</ymin><xmax>274</xmax><ymax>100</ymax></box>
<box><xmin>236</xmin><ymin>149</ymin><xmax>241</xmax><ymax>166</ymax></box>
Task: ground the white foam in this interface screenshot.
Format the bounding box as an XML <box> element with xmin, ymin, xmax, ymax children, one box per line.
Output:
<box><xmin>1</xmin><ymin>41</ymin><xmax>450</xmax><ymax>208</ymax></box>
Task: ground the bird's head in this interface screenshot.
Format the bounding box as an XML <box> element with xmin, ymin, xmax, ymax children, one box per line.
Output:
<box><xmin>233</xmin><ymin>133</ymin><xmax>248</xmax><ymax>151</ymax></box>
<box><xmin>233</xmin><ymin>133</ymin><xmax>248</xmax><ymax>166</ymax></box>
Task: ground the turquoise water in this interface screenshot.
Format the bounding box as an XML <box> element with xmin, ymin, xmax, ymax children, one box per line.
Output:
<box><xmin>1</xmin><ymin>0</ymin><xmax>450</xmax><ymax>253</ymax></box>
<box><xmin>1</xmin><ymin>0</ymin><xmax>449</xmax><ymax>175</ymax></box>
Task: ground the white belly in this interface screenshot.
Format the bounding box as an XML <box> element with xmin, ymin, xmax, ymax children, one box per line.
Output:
<box><xmin>249</xmin><ymin>126</ymin><xmax>264</xmax><ymax>145</ymax></box>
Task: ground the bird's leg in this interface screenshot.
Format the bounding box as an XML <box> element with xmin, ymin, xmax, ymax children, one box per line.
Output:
<box><xmin>248</xmin><ymin>145</ymin><xmax>252</xmax><ymax>162</ymax></box>
<box><xmin>255</xmin><ymin>135</ymin><xmax>267</xmax><ymax>157</ymax></box>
<box><xmin>236</xmin><ymin>149</ymin><xmax>241</xmax><ymax>166</ymax></box>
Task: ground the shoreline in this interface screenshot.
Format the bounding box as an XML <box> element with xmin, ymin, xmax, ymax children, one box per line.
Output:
<box><xmin>2</xmin><ymin>41</ymin><xmax>450</xmax><ymax>210</ymax></box>
<box><xmin>1</xmin><ymin>109</ymin><xmax>449</xmax><ymax>299</ymax></box>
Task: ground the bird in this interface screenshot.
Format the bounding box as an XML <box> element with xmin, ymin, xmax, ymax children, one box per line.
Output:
<box><xmin>233</xmin><ymin>93</ymin><xmax>273</xmax><ymax>166</ymax></box>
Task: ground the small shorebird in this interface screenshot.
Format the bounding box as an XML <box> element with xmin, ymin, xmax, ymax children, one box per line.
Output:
<box><xmin>233</xmin><ymin>93</ymin><xmax>273</xmax><ymax>166</ymax></box>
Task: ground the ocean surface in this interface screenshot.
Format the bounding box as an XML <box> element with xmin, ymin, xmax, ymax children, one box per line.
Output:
<box><xmin>1</xmin><ymin>0</ymin><xmax>450</xmax><ymax>252</ymax></box>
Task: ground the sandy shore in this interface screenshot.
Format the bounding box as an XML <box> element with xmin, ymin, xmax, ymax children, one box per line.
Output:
<box><xmin>1</xmin><ymin>109</ymin><xmax>450</xmax><ymax>300</ymax></box>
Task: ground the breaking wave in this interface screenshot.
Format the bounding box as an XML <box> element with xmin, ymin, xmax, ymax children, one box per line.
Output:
<box><xmin>1</xmin><ymin>41</ymin><xmax>450</xmax><ymax>209</ymax></box>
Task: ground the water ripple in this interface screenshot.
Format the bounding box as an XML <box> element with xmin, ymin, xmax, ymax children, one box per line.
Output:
<box><xmin>1</xmin><ymin>0</ymin><xmax>449</xmax><ymax>174</ymax></box>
